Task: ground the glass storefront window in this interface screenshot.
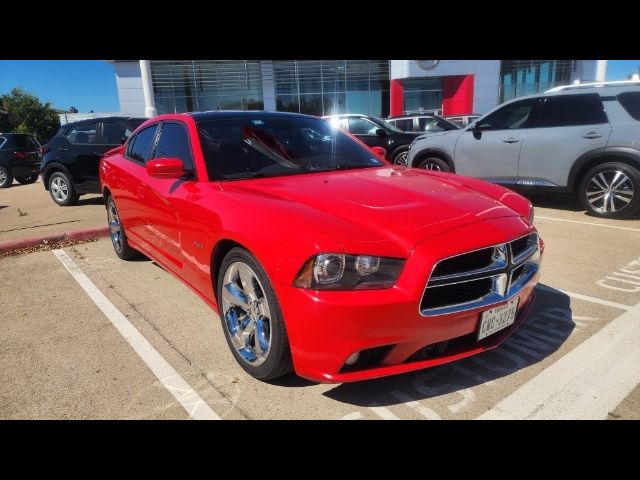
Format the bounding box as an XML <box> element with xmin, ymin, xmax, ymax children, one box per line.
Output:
<box><xmin>151</xmin><ymin>60</ymin><xmax>264</xmax><ymax>114</ymax></box>
<box><xmin>272</xmin><ymin>60</ymin><xmax>390</xmax><ymax>117</ymax></box>
<box><xmin>499</xmin><ymin>60</ymin><xmax>575</xmax><ymax>103</ymax></box>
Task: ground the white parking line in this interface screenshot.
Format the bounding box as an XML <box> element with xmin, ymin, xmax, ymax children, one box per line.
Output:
<box><xmin>52</xmin><ymin>249</ymin><xmax>220</xmax><ymax>420</ymax></box>
<box><xmin>477</xmin><ymin>300</ymin><xmax>640</xmax><ymax>419</ymax></box>
<box><xmin>536</xmin><ymin>284</ymin><xmax>632</xmax><ymax>311</ymax></box>
<box><xmin>369</xmin><ymin>404</ymin><xmax>401</xmax><ymax>420</ymax></box>
<box><xmin>536</xmin><ymin>215</ymin><xmax>640</xmax><ymax>233</ymax></box>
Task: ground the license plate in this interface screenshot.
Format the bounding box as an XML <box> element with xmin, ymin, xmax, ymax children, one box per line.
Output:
<box><xmin>477</xmin><ymin>297</ymin><xmax>519</xmax><ymax>340</ymax></box>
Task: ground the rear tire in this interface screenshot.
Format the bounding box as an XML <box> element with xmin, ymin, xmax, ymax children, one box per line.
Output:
<box><xmin>16</xmin><ymin>174</ymin><xmax>38</xmax><ymax>185</ymax></box>
<box><xmin>416</xmin><ymin>156</ymin><xmax>451</xmax><ymax>172</ymax></box>
<box><xmin>48</xmin><ymin>171</ymin><xmax>79</xmax><ymax>206</ymax></box>
<box><xmin>0</xmin><ymin>166</ymin><xmax>13</xmax><ymax>188</ymax></box>
<box><xmin>579</xmin><ymin>162</ymin><xmax>640</xmax><ymax>219</ymax></box>
<box><xmin>106</xmin><ymin>195</ymin><xmax>140</xmax><ymax>260</ymax></box>
<box><xmin>217</xmin><ymin>247</ymin><xmax>293</xmax><ymax>381</ymax></box>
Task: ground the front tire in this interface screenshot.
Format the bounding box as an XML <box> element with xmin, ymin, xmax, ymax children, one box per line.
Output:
<box><xmin>416</xmin><ymin>156</ymin><xmax>451</xmax><ymax>172</ymax></box>
<box><xmin>0</xmin><ymin>166</ymin><xmax>13</xmax><ymax>188</ymax></box>
<box><xmin>579</xmin><ymin>162</ymin><xmax>640</xmax><ymax>219</ymax></box>
<box><xmin>48</xmin><ymin>171</ymin><xmax>79</xmax><ymax>206</ymax></box>
<box><xmin>106</xmin><ymin>195</ymin><xmax>140</xmax><ymax>260</ymax></box>
<box><xmin>217</xmin><ymin>247</ymin><xmax>293</xmax><ymax>381</ymax></box>
<box><xmin>392</xmin><ymin>149</ymin><xmax>409</xmax><ymax>166</ymax></box>
<box><xmin>16</xmin><ymin>174</ymin><xmax>39</xmax><ymax>185</ymax></box>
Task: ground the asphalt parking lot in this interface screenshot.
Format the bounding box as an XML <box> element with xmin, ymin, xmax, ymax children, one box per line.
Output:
<box><xmin>1</xmin><ymin>192</ymin><xmax>639</xmax><ymax>419</ymax></box>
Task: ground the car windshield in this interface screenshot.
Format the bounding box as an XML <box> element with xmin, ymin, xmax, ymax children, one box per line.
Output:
<box><xmin>197</xmin><ymin>115</ymin><xmax>385</xmax><ymax>181</ymax></box>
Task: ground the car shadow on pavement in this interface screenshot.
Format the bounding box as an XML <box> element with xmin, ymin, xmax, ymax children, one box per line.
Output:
<box><xmin>77</xmin><ymin>196</ymin><xmax>104</xmax><ymax>206</ymax></box>
<box><xmin>322</xmin><ymin>285</ymin><xmax>574</xmax><ymax>409</ymax></box>
<box><xmin>521</xmin><ymin>191</ymin><xmax>640</xmax><ymax>220</ymax></box>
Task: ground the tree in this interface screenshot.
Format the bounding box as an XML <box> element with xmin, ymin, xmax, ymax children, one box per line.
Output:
<box><xmin>0</xmin><ymin>88</ymin><xmax>61</xmax><ymax>143</ymax></box>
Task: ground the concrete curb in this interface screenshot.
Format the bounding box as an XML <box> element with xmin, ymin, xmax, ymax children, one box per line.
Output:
<box><xmin>0</xmin><ymin>226</ymin><xmax>110</xmax><ymax>254</ymax></box>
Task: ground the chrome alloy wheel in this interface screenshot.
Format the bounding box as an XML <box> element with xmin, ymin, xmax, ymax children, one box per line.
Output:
<box><xmin>395</xmin><ymin>151</ymin><xmax>408</xmax><ymax>166</ymax></box>
<box><xmin>107</xmin><ymin>200</ymin><xmax>123</xmax><ymax>253</ymax></box>
<box><xmin>0</xmin><ymin>169</ymin><xmax>7</xmax><ymax>185</ymax></box>
<box><xmin>586</xmin><ymin>169</ymin><xmax>635</xmax><ymax>213</ymax></box>
<box><xmin>419</xmin><ymin>160</ymin><xmax>443</xmax><ymax>171</ymax></box>
<box><xmin>221</xmin><ymin>262</ymin><xmax>272</xmax><ymax>365</ymax></box>
<box><xmin>50</xmin><ymin>176</ymin><xmax>69</xmax><ymax>202</ymax></box>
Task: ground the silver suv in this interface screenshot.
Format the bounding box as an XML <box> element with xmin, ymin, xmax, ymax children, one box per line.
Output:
<box><xmin>407</xmin><ymin>81</ymin><xmax>640</xmax><ymax>219</ymax></box>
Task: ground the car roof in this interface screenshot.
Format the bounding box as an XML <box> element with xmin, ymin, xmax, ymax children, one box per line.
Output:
<box><xmin>321</xmin><ymin>113</ymin><xmax>370</xmax><ymax>119</ymax></box>
<box><xmin>61</xmin><ymin>116</ymin><xmax>147</xmax><ymax>127</ymax></box>
<box><xmin>386</xmin><ymin>114</ymin><xmax>438</xmax><ymax>119</ymax></box>
<box><xmin>189</xmin><ymin>110</ymin><xmax>322</xmax><ymax>122</ymax></box>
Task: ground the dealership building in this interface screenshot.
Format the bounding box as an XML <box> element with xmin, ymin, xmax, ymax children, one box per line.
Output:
<box><xmin>108</xmin><ymin>60</ymin><xmax>607</xmax><ymax>119</ymax></box>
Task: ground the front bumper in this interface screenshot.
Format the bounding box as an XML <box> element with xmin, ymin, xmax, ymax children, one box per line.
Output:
<box><xmin>276</xmin><ymin>216</ymin><xmax>542</xmax><ymax>383</ymax></box>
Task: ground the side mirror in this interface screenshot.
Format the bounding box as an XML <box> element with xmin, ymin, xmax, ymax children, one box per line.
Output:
<box><xmin>120</xmin><ymin>137</ymin><xmax>127</xmax><ymax>145</ymax></box>
<box><xmin>375</xmin><ymin>128</ymin><xmax>388</xmax><ymax>137</ymax></box>
<box><xmin>146</xmin><ymin>158</ymin><xmax>185</xmax><ymax>179</ymax></box>
<box><xmin>472</xmin><ymin>122</ymin><xmax>483</xmax><ymax>140</ymax></box>
<box><xmin>370</xmin><ymin>146</ymin><xmax>387</xmax><ymax>158</ymax></box>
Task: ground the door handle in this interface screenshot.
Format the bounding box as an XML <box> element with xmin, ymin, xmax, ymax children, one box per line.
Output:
<box><xmin>582</xmin><ymin>132</ymin><xmax>602</xmax><ymax>139</ymax></box>
<box><xmin>503</xmin><ymin>137</ymin><xmax>520</xmax><ymax>144</ymax></box>
<box><xmin>58</xmin><ymin>147</ymin><xmax>68</xmax><ymax>151</ymax></box>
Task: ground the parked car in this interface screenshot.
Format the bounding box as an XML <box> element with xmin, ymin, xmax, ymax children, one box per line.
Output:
<box><xmin>407</xmin><ymin>81</ymin><xmax>640</xmax><ymax>219</ymax></box>
<box><xmin>100</xmin><ymin>111</ymin><xmax>542</xmax><ymax>382</ymax></box>
<box><xmin>445</xmin><ymin>114</ymin><xmax>481</xmax><ymax>128</ymax></box>
<box><xmin>385</xmin><ymin>114</ymin><xmax>459</xmax><ymax>133</ymax></box>
<box><xmin>41</xmin><ymin>116</ymin><xmax>145</xmax><ymax>205</ymax></box>
<box><xmin>322</xmin><ymin>113</ymin><xmax>422</xmax><ymax>166</ymax></box>
<box><xmin>0</xmin><ymin>133</ymin><xmax>42</xmax><ymax>188</ymax></box>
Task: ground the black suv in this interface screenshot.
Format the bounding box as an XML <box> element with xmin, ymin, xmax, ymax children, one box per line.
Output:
<box><xmin>0</xmin><ymin>133</ymin><xmax>42</xmax><ymax>188</ymax></box>
<box><xmin>322</xmin><ymin>114</ymin><xmax>423</xmax><ymax>166</ymax></box>
<box><xmin>41</xmin><ymin>116</ymin><xmax>145</xmax><ymax>205</ymax></box>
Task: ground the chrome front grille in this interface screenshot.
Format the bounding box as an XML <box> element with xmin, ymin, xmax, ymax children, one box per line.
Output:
<box><xmin>420</xmin><ymin>233</ymin><xmax>540</xmax><ymax>316</ymax></box>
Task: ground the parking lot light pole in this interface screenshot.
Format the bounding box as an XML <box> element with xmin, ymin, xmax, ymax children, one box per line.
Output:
<box><xmin>140</xmin><ymin>60</ymin><xmax>158</xmax><ymax>118</ymax></box>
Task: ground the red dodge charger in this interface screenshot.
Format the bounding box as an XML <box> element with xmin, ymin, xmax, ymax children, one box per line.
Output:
<box><xmin>99</xmin><ymin>111</ymin><xmax>543</xmax><ymax>383</ymax></box>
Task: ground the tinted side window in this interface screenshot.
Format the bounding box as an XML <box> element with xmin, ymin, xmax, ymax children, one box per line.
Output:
<box><xmin>394</xmin><ymin>119</ymin><xmax>414</xmax><ymax>131</ymax></box>
<box><xmin>102</xmin><ymin>122</ymin><xmax>132</xmax><ymax>145</ymax></box>
<box><xmin>153</xmin><ymin>123</ymin><xmax>194</xmax><ymax>171</ymax></box>
<box><xmin>478</xmin><ymin>98</ymin><xmax>539</xmax><ymax>131</ymax></box>
<box><xmin>126</xmin><ymin>125</ymin><xmax>158</xmax><ymax>163</ymax></box>
<box><xmin>65</xmin><ymin>123</ymin><xmax>98</xmax><ymax>144</ymax></box>
<box><xmin>534</xmin><ymin>94</ymin><xmax>607</xmax><ymax>127</ymax></box>
<box><xmin>418</xmin><ymin>118</ymin><xmax>446</xmax><ymax>132</ymax></box>
<box><xmin>617</xmin><ymin>92</ymin><xmax>640</xmax><ymax>121</ymax></box>
<box><xmin>347</xmin><ymin>117</ymin><xmax>379</xmax><ymax>135</ymax></box>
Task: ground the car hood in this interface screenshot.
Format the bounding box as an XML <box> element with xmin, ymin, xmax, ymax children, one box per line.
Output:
<box><xmin>415</xmin><ymin>130</ymin><xmax>461</xmax><ymax>141</ymax></box>
<box><xmin>220</xmin><ymin>167</ymin><xmax>523</xmax><ymax>257</ymax></box>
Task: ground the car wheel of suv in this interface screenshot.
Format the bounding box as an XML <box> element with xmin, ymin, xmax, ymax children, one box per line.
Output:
<box><xmin>579</xmin><ymin>162</ymin><xmax>640</xmax><ymax>219</ymax></box>
<box><xmin>0</xmin><ymin>166</ymin><xmax>13</xmax><ymax>188</ymax></box>
<box><xmin>417</xmin><ymin>157</ymin><xmax>451</xmax><ymax>172</ymax></box>
<box><xmin>393</xmin><ymin>149</ymin><xmax>409</xmax><ymax>166</ymax></box>
<box><xmin>16</xmin><ymin>174</ymin><xmax>39</xmax><ymax>185</ymax></box>
<box><xmin>106</xmin><ymin>195</ymin><xmax>140</xmax><ymax>260</ymax></box>
<box><xmin>217</xmin><ymin>247</ymin><xmax>293</xmax><ymax>381</ymax></box>
<box><xmin>48</xmin><ymin>171</ymin><xmax>79</xmax><ymax>206</ymax></box>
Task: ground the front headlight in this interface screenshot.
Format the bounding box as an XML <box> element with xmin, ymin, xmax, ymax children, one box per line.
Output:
<box><xmin>293</xmin><ymin>253</ymin><xmax>404</xmax><ymax>290</ymax></box>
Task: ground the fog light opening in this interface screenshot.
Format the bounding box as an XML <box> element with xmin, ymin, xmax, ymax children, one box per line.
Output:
<box><xmin>345</xmin><ymin>352</ymin><xmax>361</xmax><ymax>366</ymax></box>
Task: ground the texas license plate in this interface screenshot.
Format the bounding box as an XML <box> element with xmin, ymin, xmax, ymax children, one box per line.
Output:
<box><xmin>477</xmin><ymin>297</ymin><xmax>519</xmax><ymax>340</ymax></box>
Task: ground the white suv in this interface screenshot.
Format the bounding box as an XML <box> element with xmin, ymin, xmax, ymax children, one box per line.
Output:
<box><xmin>406</xmin><ymin>81</ymin><xmax>640</xmax><ymax>218</ymax></box>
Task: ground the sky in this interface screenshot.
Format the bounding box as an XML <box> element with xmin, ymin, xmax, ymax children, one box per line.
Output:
<box><xmin>1</xmin><ymin>60</ymin><xmax>639</xmax><ymax>114</ymax></box>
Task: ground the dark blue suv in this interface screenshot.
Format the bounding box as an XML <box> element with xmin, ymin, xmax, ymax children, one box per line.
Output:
<box><xmin>41</xmin><ymin>116</ymin><xmax>145</xmax><ymax>205</ymax></box>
